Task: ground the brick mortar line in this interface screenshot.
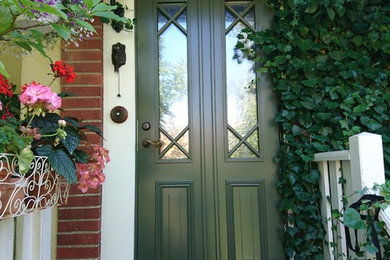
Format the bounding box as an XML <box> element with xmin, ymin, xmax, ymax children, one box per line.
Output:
<box><xmin>62</xmin><ymin>84</ymin><xmax>102</xmax><ymax>87</ymax></box>
<box><xmin>70</xmin><ymin>71</ymin><xmax>103</xmax><ymax>76</ymax></box>
<box><xmin>62</xmin><ymin>61</ymin><xmax>102</xmax><ymax>64</ymax></box>
<box><xmin>59</xmin><ymin>206</ymin><xmax>101</xmax><ymax>210</ymax></box>
<box><xmin>58</xmin><ymin>231</ymin><xmax>100</xmax><ymax>235</ymax></box>
<box><xmin>57</xmin><ymin>245</ymin><xmax>100</xmax><ymax>248</ymax></box>
<box><xmin>63</xmin><ymin>96</ymin><xmax>102</xmax><ymax>99</ymax></box>
<box><xmin>67</xmin><ymin>193</ymin><xmax>101</xmax><ymax>198</ymax></box>
<box><xmin>63</xmin><ymin>49</ymin><xmax>102</xmax><ymax>52</ymax></box>
<box><xmin>58</xmin><ymin>218</ymin><xmax>101</xmax><ymax>222</ymax></box>
<box><xmin>64</xmin><ymin>107</ymin><xmax>103</xmax><ymax>111</ymax></box>
<box><xmin>58</xmin><ymin>258</ymin><xmax>99</xmax><ymax>260</ymax></box>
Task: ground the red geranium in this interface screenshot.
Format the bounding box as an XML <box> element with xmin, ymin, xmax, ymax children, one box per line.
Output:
<box><xmin>0</xmin><ymin>74</ymin><xmax>14</xmax><ymax>97</ymax></box>
<box><xmin>51</xmin><ymin>60</ymin><xmax>77</xmax><ymax>83</ymax></box>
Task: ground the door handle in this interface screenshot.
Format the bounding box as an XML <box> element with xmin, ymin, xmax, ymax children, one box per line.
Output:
<box><xmin>142</xmin><ymin>139</ymin><xmax>164</xmax><ymax>148</ymax></box>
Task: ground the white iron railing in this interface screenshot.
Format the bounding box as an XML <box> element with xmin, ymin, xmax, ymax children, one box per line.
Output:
<box><xmin>314</xmin><ymin>132</ymin><xmax>390</xmax><ymax>259</ymax></box>
<box><xmin>0</xmin><ymin>154</ymin><xmax>70</xmax><ymax>259</ymax></box>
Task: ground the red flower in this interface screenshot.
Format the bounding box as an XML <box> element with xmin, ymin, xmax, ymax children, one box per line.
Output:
<box><xmin>51</xmin><ymin>61</ymin><xmax>77</xmax><ymax>83</ymax></box>
<box><xmin>0</xmin><ymin>74</ymin><xmax>14</xmax><ymax>97</ymax></box>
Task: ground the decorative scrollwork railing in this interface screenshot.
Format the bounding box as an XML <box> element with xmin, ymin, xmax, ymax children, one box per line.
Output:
<box><xmin>0</xmin><ymin>153</ymin><xmax>70</xmax><ymax>219</ymax></box>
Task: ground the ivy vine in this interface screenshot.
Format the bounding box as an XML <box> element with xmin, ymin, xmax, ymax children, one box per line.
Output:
<box><xmin>239</xmin><ymin>0</ymin><xmax>390</xmax><ymax>258</ymax></box>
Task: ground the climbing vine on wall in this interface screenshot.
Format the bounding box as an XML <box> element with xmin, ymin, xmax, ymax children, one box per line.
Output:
<box><xmin>239</xmin><ymin>0</ymin><xmax>390</xmax><ymax>258</ymax></box>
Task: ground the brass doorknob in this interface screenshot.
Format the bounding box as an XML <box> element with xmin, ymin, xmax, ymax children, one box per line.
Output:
<box><xmin>142</xmin><ymin>139</ymin><xmax>164</xmax><ymax>148</ymax></box>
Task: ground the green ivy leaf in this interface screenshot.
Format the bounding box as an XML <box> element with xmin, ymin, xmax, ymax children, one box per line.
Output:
<box><xmin>344</xmin><ymin>208</ymin><xmax>365</xmax><ymax>230</ymax></box>
<box><xmin>48</xmin><ymin>150</ymin><xmax>77</xmax><ymax>184</ymax></box>
<box><xmin>305</xmin><ymin>0</ymin><xmax>319</xmax><ymax>13</ymax></box>
<box><xmin>292</xmin><ymin>125</ymin><xmax>301</xmax><ymax>136</ymax></box>
<box><xmin>360</xmin><ymin>116</ymin><xmax>381</xmax><ymax>131</ymax></box>
<box><xmin>327</xmin><ymin>8</ymin><xmax>335</xmax><ymax>20</ymax></box>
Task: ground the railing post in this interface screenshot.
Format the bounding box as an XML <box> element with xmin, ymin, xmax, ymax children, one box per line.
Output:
<box><xmin>349</xmin><ymin>132</ymin><xmax>385</xmax><ymax>196</ymax></box>
<box><xmin>0</xmin><ymin>218</ymin><xmax>15</xmax><ymax>259</ymax></box>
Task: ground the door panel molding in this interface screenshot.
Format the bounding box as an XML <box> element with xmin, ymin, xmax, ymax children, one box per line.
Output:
<box><xmin>156</xmin><ymin>181</ymin><xmax>195</xmax><ymax>260</ymax></box>
<box><xmin>226</xmin><ymin>179</ymin><xmax>268</xmax><ymax>260</ymax></box>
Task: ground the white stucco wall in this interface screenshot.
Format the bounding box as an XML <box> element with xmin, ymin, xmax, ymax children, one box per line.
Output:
<box><xmin>101</xmin><ymin>0</ymin><xmax>136</xmax><ymax>259</ymax></box>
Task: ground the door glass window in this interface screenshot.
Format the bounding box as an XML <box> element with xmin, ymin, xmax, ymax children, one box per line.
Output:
<box><xmin>225</xmin><ymin>0</ymin><xmax>260</xmax><ymax>159</ymax></box>
<box><xmin>158</xmin><ymin>2</ymin><xmax>190</xmax><ymax>160</ymax></box>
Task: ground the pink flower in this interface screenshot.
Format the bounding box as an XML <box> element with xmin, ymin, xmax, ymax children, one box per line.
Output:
<box><xmin>0</xmin><ymin>101</ymin><xmax>2</xmax><ymax>111</ymax></box>
<box><xmin>43</xmin><ymin>92</ymin><xmax>62</xmax><ymax>111</ymax></box>
<box><xmin>76</xmin><ymin>144</ymin><xmax>110</xmax><ymax>193</ymax></box>
<box><xmin>19</xmin><ymin>82</ymin><xmax>62</xmax><ymax>111</ymax></box>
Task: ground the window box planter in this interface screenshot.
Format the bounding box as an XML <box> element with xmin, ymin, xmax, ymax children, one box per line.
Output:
<box><xmin>0</xmin><ymin>153</ymin><xmax>70</xmax><ymax>219</ymax></box>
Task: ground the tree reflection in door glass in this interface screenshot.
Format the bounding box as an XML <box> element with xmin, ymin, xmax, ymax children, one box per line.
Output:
<box><xmin>225</xmin><ymin>1</ymin><xmax>260</xmax><ymax>159</ymax></box>
<box><xmin>158</xmin><ymin>10</ymin><xmax>190</xmax><ymax>160</ymax></box>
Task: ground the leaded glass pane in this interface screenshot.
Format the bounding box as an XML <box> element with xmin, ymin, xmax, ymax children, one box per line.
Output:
<box><xmin>177</xmin><ymin>130</ymin><xmax>189</xmax><ymax>153</ymax></box>
<box><xmin>158</xmin><ymin>14</ymin><xmax>189</xmax><ymax>160</ymax></box>
<box><xmin>158</xmin><ymin>11</ymin><xmax>169</xmax><ymax>31</ymax></box>
<box><xmin>230</xmin><ymin>144</ymin><xmax>257</xmax><ymax>158</ymax></box>
<box><xmin>162</xmin><ymin>145</ymin><xmax>187</xmax><ymax>159</ymax></box>
<box><xmin>228</xmin><ymin>129</ymin><xmax>240</xmax><ymax>152</ymax></box>
<box><xmin>159</xmin><ymin>131</ymin><xmax>171</xmax><ymax>154</ymax></box>
<box><xmin>225</xmin><ymin>9</ymin><xmax>236</xmax><ymax>29</ymax></box>
<box><xmin>243</xmin><ymin>8</ymin><xmax>255</xmax><ymax>27</ymax></box>
<box><xmin>226</xmin><ymin>22</ymin><xmax>257</xmax><ymax>137</ymax></box>
<box><xmin>160</xmin><ymin>4</ymin><xmax>184</xmax><ymax>18</ymax></box>
<box><xmin>226</xmin><ymin>3</ymin><xmax>250</xmax><ymax>15</ymax></box>
<box><xmin>247</xmin><ymin>129</ymin><xmax>259</xmax><ymax>151</ymax></box>
<box><xmin>177</xmin><ymin>10</ymin><xmax>187</xmax><ymax>30</ymax></box>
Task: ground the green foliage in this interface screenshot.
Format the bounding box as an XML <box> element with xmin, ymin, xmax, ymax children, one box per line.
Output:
<box><xmin>331</xmin><ymin>182</ymin><xmax>390</xmax><ymax>258</ymax></box>
<box><xmin>0</xmin><ymin>0</ymin><xmax>133</xmax><ymax>76</ymax></box>
<box><xmin>0</xmin><ymin>124</ymin><xmax>33</xmax><ymax>174</ymax></box>
<box><xmin>31</xmin><ymin>114</ymin><xmax>101</xmax><ymax>183</ymax></box>
<box><xmin>239</xmin><ymin>0</ymin><xmax>390</xmax><ymax>258</ymax></box>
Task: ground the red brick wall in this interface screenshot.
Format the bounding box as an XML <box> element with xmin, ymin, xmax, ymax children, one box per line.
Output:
<box><xmin>57</xmin><ymin>19</ymin><xmax>104</xmax><ymax>260</ymax></box>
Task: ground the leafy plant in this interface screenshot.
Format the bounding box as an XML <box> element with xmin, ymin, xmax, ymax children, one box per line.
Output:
<box><xmin>0</xmin><ymin>0</ymin><xmax>134</xmax><ymax>77</ymax></box>
<box><xmin>101</xmin><ymin>0</ymin><xmax>135</xmax><ymax>33</ymax></box>
<box><xmin>237</xmin><ymin>0</ymin><xmax>390</xmax><ymax>258</ymax></box>
<box><xmin>331</xmin><ymin>182</ymin><xmax>390</xmax><ymax>259</ymax></box>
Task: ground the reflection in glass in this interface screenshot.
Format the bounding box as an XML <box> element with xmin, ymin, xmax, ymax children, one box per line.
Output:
<box><xmin>225</xmin><ymin>9</ymin><xmax>236</xmax><ymax>29</ymax></box>
<box><xmin>228</xmin><ymin>130</ymin><xmax>240</xmax><ymax>151</ymax></box>
<box><xmin>247</xmin><ymin>129</ymin><xmax>259</xmax><ymax>151</ymax></box>
<box><xmin>161</xmin><ymin>4</ymin><xmax>184</xmax><ymax>18</ymax></box>
<box><xmin>226</xmin><ymin>3</ymin><xmax>249</xmax><ymax>15</ymax></box>
<box><xmin>162</xmin><ymin>145</ymin><xmax>187</xmax><ymax>159</ymax></box>
<box><xmin>177</xmin><ymin>10</ymin><xmax>187</xmax><ymax>30</ymax></box>
<box><xmin>226</xmin><ymin>22</ymin><xmax>257</xmax><ymax>137</ymax></box>
<box><xmin>158</xmin><ymin>11</ymin><xmax>168</xmax><ymax>31</ymax></box>
<box><xmin>231</xmin><ymin>144</ymin><xmax>257</xmax><ymax>158</ymax></box>
<box><xmin>158</xmin><ymin>13</ymin><xmax>189</xmax><ymax>160</ymax></box>
<box><xmin>177</xmin><ymin>130</ymin><xmax>189</xmax><ymax>153</ymax></box>
<box><xmin>244</xmin><ymin>8</ymin><xmax>255</xmax><ymax>27</ymax></box>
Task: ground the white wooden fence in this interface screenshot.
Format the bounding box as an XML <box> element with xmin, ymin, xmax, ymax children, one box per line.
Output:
<box><xmin>314</xmin><ymin>132</ymin><xmax>390</xmax><ymax>259</ymax></box>
<box><xmin>0</xmin><ymin>207</ymin><xmax>56</xmax><ymax>260</ymax></box>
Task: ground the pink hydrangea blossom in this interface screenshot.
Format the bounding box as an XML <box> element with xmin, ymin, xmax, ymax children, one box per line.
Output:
<box><xmin>76</xmin><ymin>144</ymin><xmax>110</xmax><ymax>193</ymax></box>
<box><xmin>19</xmin><ymin>82</ymin><xmax>62</xmax><ymax>111</ymax></box>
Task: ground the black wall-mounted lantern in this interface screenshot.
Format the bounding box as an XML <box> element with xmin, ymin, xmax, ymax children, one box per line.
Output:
<box><xmin>112</xmin><ymin>42</ymin><xmax>126</xmax><ymax>73</ymax></box>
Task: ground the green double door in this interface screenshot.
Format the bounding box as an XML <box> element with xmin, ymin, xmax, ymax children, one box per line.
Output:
<box><xmin>136</xmin><ymin>0</ymin><xmax>282</xmax><ymax>259</ymax></box>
